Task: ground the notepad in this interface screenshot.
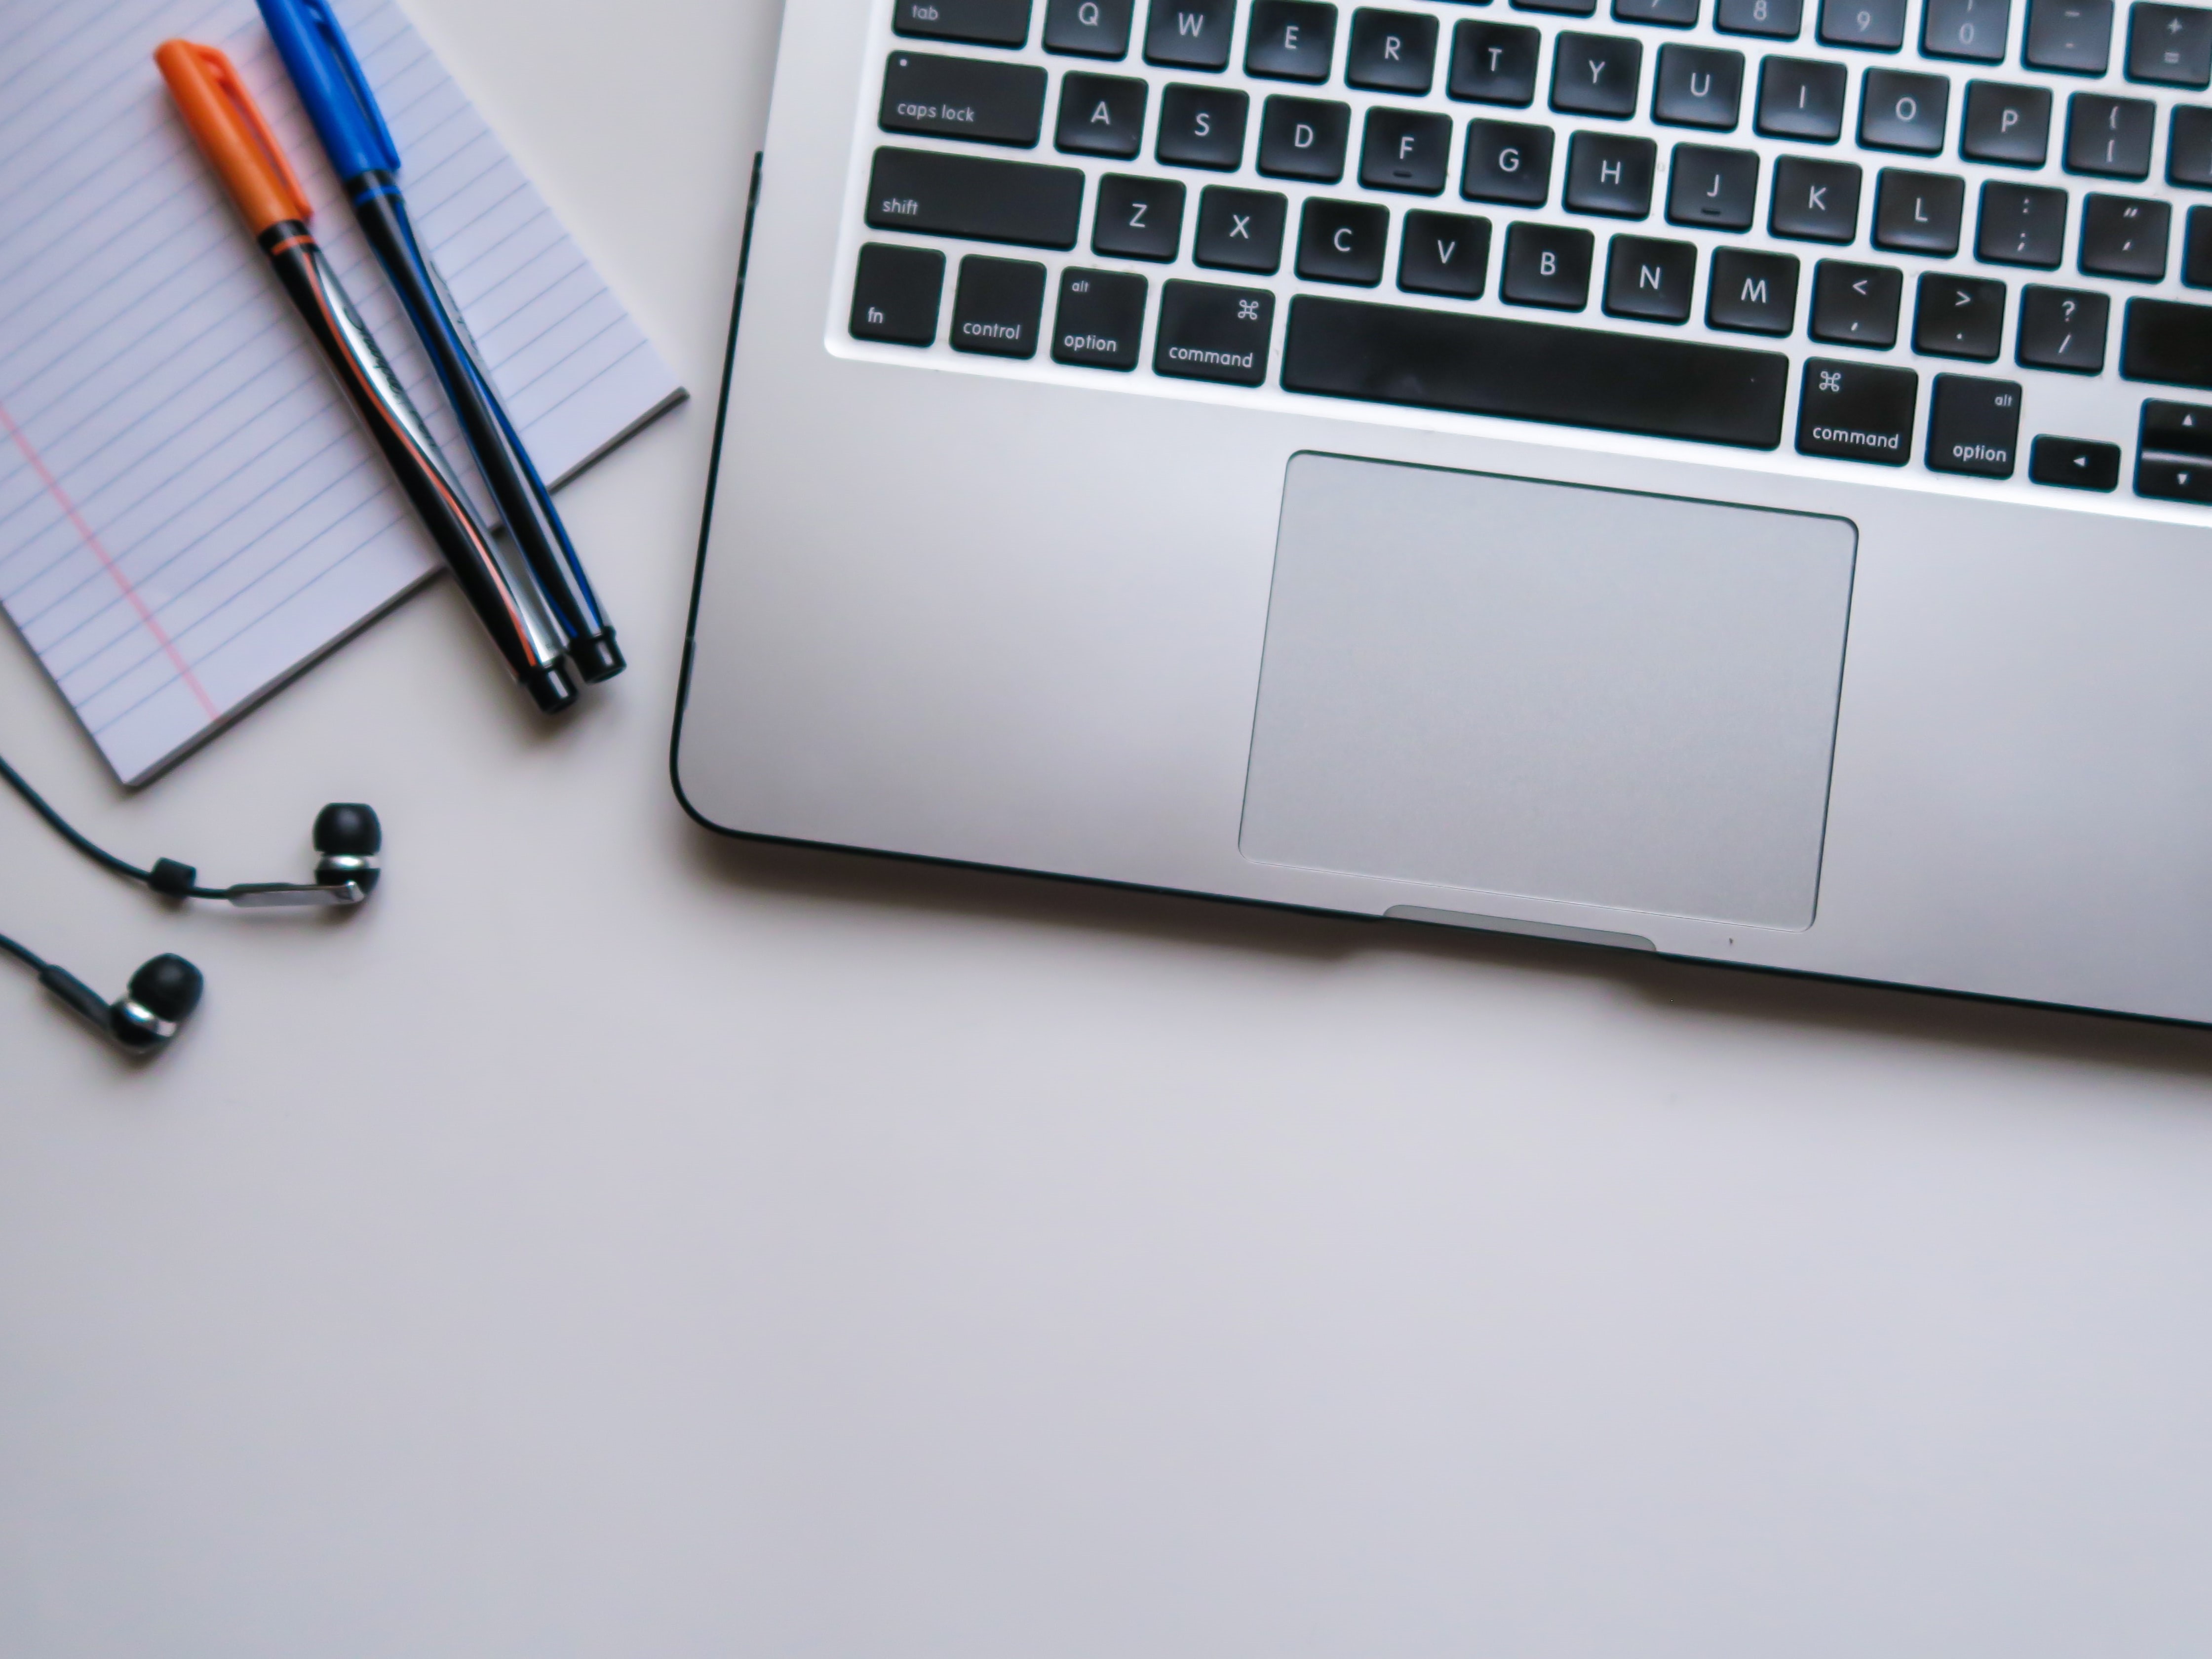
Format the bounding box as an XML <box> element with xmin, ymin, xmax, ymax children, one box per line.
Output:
<box><xmin>0</xmin><ymin>0</ymin><xmax>684</xmax><ymax>784</ymax></box>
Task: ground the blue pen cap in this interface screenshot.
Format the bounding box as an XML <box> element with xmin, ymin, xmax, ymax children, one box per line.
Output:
<box><xmin>257</xmin><ymin>0</ymin><xmax>401</xmax><ymax>183</ymax></box>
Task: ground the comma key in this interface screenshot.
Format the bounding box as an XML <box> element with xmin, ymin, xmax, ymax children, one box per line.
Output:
<box><xmin>1154</xmin><ymin>279</ymin><xmax>1276</xmax><ymax>385</ymax></box>
<box><xmin>1796</xmin><ymin>356</ymin><xmax>1919</xmax><ymax>465</ymax></box>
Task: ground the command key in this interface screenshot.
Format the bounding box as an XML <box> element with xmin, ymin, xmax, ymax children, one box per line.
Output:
<box><xmin>1796</xmin><ymin>358</ymin><xmax>1918</xmax><ymax>467</ymax></box>
<box><xmin>1154</xmin><ymin>279</ymin><xmax>1275</xmax><ymax>387</ymax></box>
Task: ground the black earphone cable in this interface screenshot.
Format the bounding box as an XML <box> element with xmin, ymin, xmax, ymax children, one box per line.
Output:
<box><xmin>0</xmin><ymin>750</ymin><xmax>227</xmax><ymax>900</ymax></box>
<box><xmin>0</xmin><ymin>930</ymin><xmax>46</xmax><ymax>973</ymax></box>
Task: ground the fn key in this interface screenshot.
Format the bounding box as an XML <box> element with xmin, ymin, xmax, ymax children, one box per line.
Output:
<box><xmin>851</xmin><ymin>242</ymin><xmax>945</xmax><ymax>345</ymax></box>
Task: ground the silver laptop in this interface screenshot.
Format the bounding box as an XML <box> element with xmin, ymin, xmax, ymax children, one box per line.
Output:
<box><xmin>676</xmin><ymin>0</ymin><xmax>2212</xmax><ymax>1023</ymax></box>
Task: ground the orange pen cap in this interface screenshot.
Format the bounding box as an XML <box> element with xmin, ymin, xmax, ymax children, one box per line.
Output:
<box><xmin>155</xmin><ymin>40</ymin><xmax>312</xmax><ymax>236</ymax></box>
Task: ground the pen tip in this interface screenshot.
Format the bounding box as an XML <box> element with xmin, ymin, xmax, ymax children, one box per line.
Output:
<box><xmin>569</xmin><ymin>632</ymin><xmax>625</xmax><ymax>684</ymax></box>
<box><xmin>522</xmin><ymin>663</ymin><xmax>581</xmax><ymax>714</ymax></box>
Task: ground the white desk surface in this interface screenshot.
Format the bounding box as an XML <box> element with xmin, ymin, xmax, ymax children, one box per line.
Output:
<box><xmin>6</xmin><ymin>2</ymin><xmax>2212</xmax><ymax>1652</ymax></box>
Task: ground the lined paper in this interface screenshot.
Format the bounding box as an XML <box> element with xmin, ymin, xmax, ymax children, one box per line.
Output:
<box><xmin>0</xmin><ymin>0</ymin><xmax>683</xmax><ymax>783</ymax></box>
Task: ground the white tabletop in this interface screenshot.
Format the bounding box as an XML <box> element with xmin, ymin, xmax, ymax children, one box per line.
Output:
<box><xmin>7</xmin><ymin>1</ymin><xmax>2212</xmax><ymax>1652</ymax></box>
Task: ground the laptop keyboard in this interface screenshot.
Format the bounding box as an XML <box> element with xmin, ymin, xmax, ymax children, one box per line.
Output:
<box><xmin>834</xmin><ymin>0</ymin><xmax>2212</xmax><ymax>505</ymax></box>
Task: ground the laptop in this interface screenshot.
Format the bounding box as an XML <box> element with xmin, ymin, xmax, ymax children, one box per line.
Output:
<box><xmin>676</xmin><ymin>0</ymin><xmax>2212</xmax><ymax>1024</ymax></box>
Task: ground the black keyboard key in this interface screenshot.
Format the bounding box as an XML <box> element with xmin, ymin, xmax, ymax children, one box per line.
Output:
<box><xmin>1708</xmin><ymin>246</ymin><xmax>1801</xmax><ymax>330</ymax></box>
<box><xmin>1923</xmin><ymin>0</ymin><xmax>2011</xmax><ymax>58</ymax></box>
<box><xmin>1045</xmin><ymin>0</ymin><xmax>1135</xmax><ymax>57</ymax></box>
<box><xmin>2136</xmin><ymin>454</ymin><xmax>2212</xmax><ymax>498</ymax></box>
<box><xmin>2123</xmin><ymin>297</ymin><xmax>2212</xmax><ymax>385</ymax></box>
<box><xmin>1566</xmin><ymin>132</ymin><xmax>1659</xmax><ymax>215</ymax></box>
<box><xmin>1502</xmin><ymin>222</ymin><xmax>1598</xmax><ymax>305</ymax></box>
<box><xmin>951</xmin><ymin>255</ymin><xmax>1048</xmax><ymax>356</ymax></box>
<box><xmin>1653</xmin><ymin>45</ymin><xmax>1746</xmax><ymax>126</ymax></box>
<box><xmin>1281</xmin><ymin>293</ymin><xmax>1791</xmax><ymax>446</ymax></box>
<box><xmin>867</xmin><ymin>147</ymin><xmax>1087</xmax><ymax>248</ymax></box>
<box><xmin>1961</xmin><ymin>81</ymin><xmax>2052</xmax><ymax>165</ymax></box>
<box><xmin>1976</xmin><ymin>181</ymin><xmax>2068</xmax><ymax>265</ymax></box>
<box><xmin>1362</xmin><ymin>110</ymin><xmax>1454</xmax><ymax>192</ymax></box>
<box><xmin>883</xmin><ymin>52</ymin><xmax>1049</xmax><ymax>147</ymax></box>
<box><xmin>1756</xmin><ymin>58</ymin><xmax>1848</xmax><ymax>140</ymax></box>
<box><xmin>1349</xmin><ymin>8</ymin><xmax>1440</xmax><ymax>90</ymax></box>
<box><xmin>1551</xmin><ymin>34</ymin><xmax>1645</xmax><ymax>116</ymax></box>
<box><xmin>1399</xmin><ymin>210</ymin><xmax>1494</xmax><ymax>295</ymax></box>
<box><xmin>1450</xmin><ymin>23</ymin><xmax>1544</xmax><ymax>103</ymax></box>
<box><xmin>896</xmin><ymin>0</ymin><xmax>1033</xmax><ymax>46</ymax></box>
<box><xmin>2187</xmin><ymin>204</ymin><xmax>2212</xmax><ymax>284</ymax></box>
<box><xmin>1874</xmin><ymin>169</ymin><xmax>1965</xmax><ymax>253</ymax></box>
<box><xmin>850</xmin><ymin>243</ymin><xmax>946</xmax><ymax>345</ymax></box>
<box><xmin>2128</xmin><ymin>2</ymin><xmax>2212</xmax><ymax>83</ymax></box>
<box><xmin>1860</xmin><ymin>71</ymin><xmax>1950</xmax><ymax>154</ymax></box>
<box><xmin>1668</xmin><ymin>144</ymin><xmax>1762</xmax><ymax>229</ymax></box>
<box><xmin>1771</xmin><ymin>157</ymin><xmax>1863</xmax><ymax>239</ymax></box>
<box><xmin>2080</xmin><ymin>193</ymin><xmax>2172</xmax><ymax>277</ymax></box>
<box><xmin>2136</xmin><ymin>401</ymin><xmax>2212</xmax><ymax>497</ymax></box>
<box><xmin>1297</xmin><ymin>198</ymin><xmax>1392</xmax><ymax>282</ymax></box>
<box><xmin>1818</xmin><ymin>0</ymin><xmax>1909</xmax><ymax>48</ymax></box>
<box><xmin>1146</xmin><ymin>0</ymin><xmax>1235</xmax><ymax>67</ymax></box>
<box><xmin>1157</xmin><ymin>85</ymin><xmax>1250</xmax><ymax>167</ymax></box>
<box><xmin>1056</xmin><ymin>73</ymin><xmax>1148</xmax><ymax>156</ymax></box>
<box><xmin>1716</xmin><ymin>0</ymin><xmax>1804</xmax><ymax>31</ymax></box>
<box><xmin>2029</xmin><ymin>434</ymin><xmax>2123</xmax><ymax>487</ymax></box>
<box><xmin>2065</xmin><ymin>93</ymin><xmax>2158</xmax><ymax>176</ymax></box>
<box><xmin>1257</xmin><ymin>95</ymin><xmax>1352</xmax><ymax>179</ymax></box>
<box><xmin>1914</xmin><ymin>272</ymin><xmax>2008</xmax><ymax>357</ymax></box>
<box><xmin>1797</xmin><ymin>357</ymin><xmax>1918</xmax><ymax>462</ymax></box>
<box><xmin>1604</xmin><ymin>234</ymin><xmax>1699</xmax><ymax>318</ymax></box>
<box><xmin>2174</xmin><ymin>106</ymin><xmax>2212</xmax><ymax>185</ymax></box>
<box><xmin>1514</xmin><ymin>0</ymin><xmax>1600</xmax><ymax>14</ymax></box>
<box><xmin>1092</xmin><ymin>173</ymin><xmax>1187</xmax><ymax>259</ymax></box>
<box><xmin>1194</xmin><ymin>185</ymin><xmax>1289</xmax><ymax>272</ymax></box>
<box><xmin>1811</xmin><ymin>259</ymin><xmax>1904</xmax><ymax>345</ymax></box>
<box><xmin>1616</xmin><ymin>0</ymin><xmax>1703</xmax><ymax>24</ymax></box>
<box><xmin>2025</xmin><ymin>0</ymin><xmax>2115</xmax><ymax>70</ymax></box>
<box><xmin>1246</xmin><ymin>1</ymin><xmax>1340</xmax><ymax>79</ymax></box>
<box><xmin>1463</xmin><ymin>120</ymin><xmax>1557</xmax><ymax>203</ymax></box>
<box><xmin>1925</xmin><ymin>373</ymin><xmax>2023</xmax><ymax>474</ymax></box>
<box><xmin>2141</xmin><ymin>396</ymin><xmax>2212</xmax><ymax>449</ymax></box>
<box><xmin>1051</xmin><ymin>267</ymin><xmax>1148</xmax><ymax>367</ymax></box>
<box><xmin>1155</xmin><ymin>279</ymin><xmax>1275</xmax><ymax>383</ymax></box>
<box><xmin>2018</xmin><ymin>283</ymin><xmax>2110</xmax><ymax>369</ymax></box>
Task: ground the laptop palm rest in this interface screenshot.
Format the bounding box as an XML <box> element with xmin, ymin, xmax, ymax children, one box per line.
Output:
<box><xmin>1241</xmin><ymin>456</ymin><xmax>1858</xmax><ymax>931</ymax></box>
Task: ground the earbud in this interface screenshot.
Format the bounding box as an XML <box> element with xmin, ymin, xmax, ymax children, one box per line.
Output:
<box><xmin>172</xmin><ymin>802</ymin><xmax>384</xmax><ymax>908</ymax></box>
<box><xmin>35</xmin><ymin>952</ymin><xmax>204</xmax><ymax>1054</ymax></box>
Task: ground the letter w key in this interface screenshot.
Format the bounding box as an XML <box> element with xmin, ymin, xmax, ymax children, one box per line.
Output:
<box><xmin>1148</xmin><ymin>0</ymin><xmax>1236</xmax><ymax>68</ymax></box>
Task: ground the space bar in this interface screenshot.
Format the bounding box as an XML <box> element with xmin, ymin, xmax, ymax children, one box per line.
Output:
<box><xmin>1281</xmin><ymin>296</ymin><xmax>1790</xmax><ymax>451</ymax></box>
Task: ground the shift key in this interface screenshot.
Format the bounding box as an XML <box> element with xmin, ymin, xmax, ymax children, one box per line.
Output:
<box><xmin>867</xmin><ymin>147</ymin><xmax>1086</xmax><ymax>248</ymax></box>
<box><xmin>880</xmin><ymin>52</ymin><xmax>1047</xmax><ymax>147</ymax></box>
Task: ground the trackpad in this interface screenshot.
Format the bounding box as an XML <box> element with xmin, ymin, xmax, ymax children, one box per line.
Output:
<box><xmin>1241</xmin><ymin>456</ymin><xmax>1857</xmax><ymax>930</ymax></box>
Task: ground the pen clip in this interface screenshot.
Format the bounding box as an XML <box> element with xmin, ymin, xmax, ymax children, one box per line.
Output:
<box><xmin>301</xmin><ymin>0</ymin><xmax>402</xmax><ymax>173</ymax></box>
<box><xmin>189</xmin><ymin>43</ymin><xmax>313</xmax><ymax>221</ymax></box>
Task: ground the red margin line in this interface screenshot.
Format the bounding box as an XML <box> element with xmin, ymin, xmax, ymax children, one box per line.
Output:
<box><xmin>0</xmin><ymin>396</ymin><xmax>221</xmax><ymax>722</ymax></box>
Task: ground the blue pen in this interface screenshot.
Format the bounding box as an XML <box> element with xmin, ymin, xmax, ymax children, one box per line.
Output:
<box><xmin>257</xmin><ymin>0</ymin><xmax>625</xmax><ymax>683</ymax></box>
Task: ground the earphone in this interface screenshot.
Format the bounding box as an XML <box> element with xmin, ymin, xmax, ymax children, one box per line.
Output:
<box><xmin>1</xmin><ymin>751</ymin><xmax>381</xmax><ymax>1056</ymax></box>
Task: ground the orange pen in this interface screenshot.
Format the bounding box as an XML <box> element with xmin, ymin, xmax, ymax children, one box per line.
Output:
<box><xmin>154</xmin><ymin>40</ymin><xmax>579</xmax><ymax>714</ymax></box>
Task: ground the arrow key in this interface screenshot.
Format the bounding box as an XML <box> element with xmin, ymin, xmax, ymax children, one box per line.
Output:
<box><xmin>2028</xmin><ymin>434</ymin><xmax>2122</xmax><ymax>490</ymax></box>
